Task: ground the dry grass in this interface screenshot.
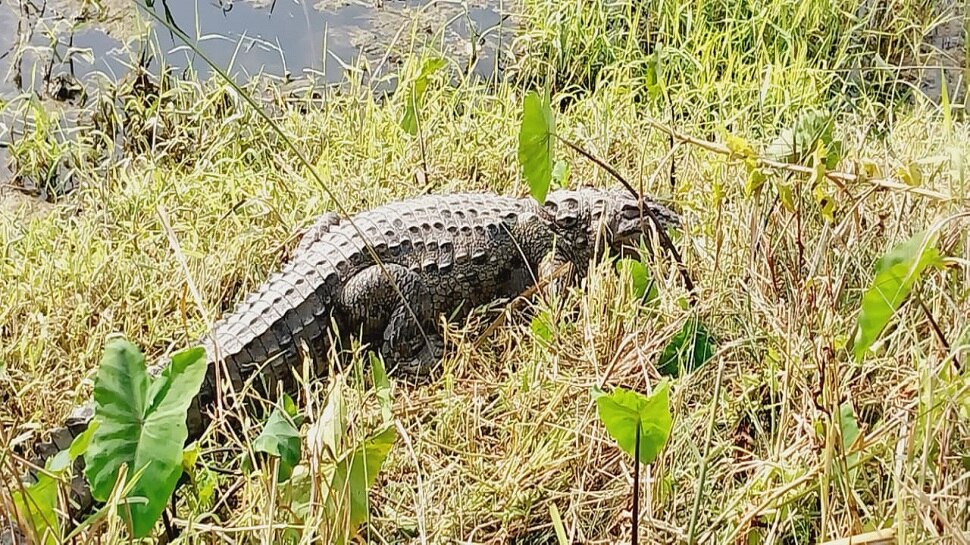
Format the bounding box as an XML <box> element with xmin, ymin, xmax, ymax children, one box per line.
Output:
<box><xmin>1</xmin><ymin>0</ymin><xmax>969</xmax><ymax>543</ymax></box>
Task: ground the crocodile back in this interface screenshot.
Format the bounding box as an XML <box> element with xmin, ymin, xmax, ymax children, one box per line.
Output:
<box><xmin>189</xmin><ymin>192</ymin><xmax>545</xmax><ymax>436</ymax></box>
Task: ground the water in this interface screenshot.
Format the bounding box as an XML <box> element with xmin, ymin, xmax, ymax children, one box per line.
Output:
<box><xmin>0</xmin><ymin>0</ymin><xmax>514</xmax><ymax>189</ymax></box>
<box><xmin>0</xmin><ymin>0</ymin><xmax>512</xmax><ymax>97</ymax></box>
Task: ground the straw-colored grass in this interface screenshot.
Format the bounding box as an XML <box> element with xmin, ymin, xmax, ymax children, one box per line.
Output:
<box><xmin>1</xmin><ymin>0</ymin><xmax>968</xmax><ymax>543</ymax></box>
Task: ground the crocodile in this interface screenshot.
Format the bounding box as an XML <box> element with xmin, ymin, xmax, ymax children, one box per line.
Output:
<box><xmin>18</xmin><ymin>185</ymin><xmax>681</xmax><ymax>529</ymax></box>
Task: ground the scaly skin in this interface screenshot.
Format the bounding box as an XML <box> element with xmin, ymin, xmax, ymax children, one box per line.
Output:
<box><xmin>20</xmin><ymin>186</ymin><xmax>681</xmax><ymax>528</ymax></box>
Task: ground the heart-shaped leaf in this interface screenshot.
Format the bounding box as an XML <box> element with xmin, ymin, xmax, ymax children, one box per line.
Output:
<box><xmin>852</xmin><ymin>229</ymin><xmax>942</xmax><ymax>361</ymax></box>
<box><xmin>592</xmin><ymin>382</ymin><xmax>672</xmax><ymax>465</ymax></box>
<box><xmin>11</xmin><ymin>454</ymin><xmax>66</xmax><ymax>545</ymax></box>
<box><xmin>254</xmin><ymin>393</ymin><xmax>303</xmax><ymax>482</ymax></box>
<box><xmin>518</xmin><ymin>90</ymin><xmax>556</xmax><ymax>203</ymax></box>
<box><xmin>657</xmin><ymin>318</ymin><xmax>716</xmax><ymax>377</ymax></box>
<box><xmin>339</xmin><ymin>424</ymin><xmax>397</xmax><ymax>531</ymax></box>
<box><xmin>83</xmin><ymin>339</ymin><xmax>207</xmax><ymax>538</ymax></box>
<box><xmin>616</xmin><ymin>258</ymin><xmax>658</xmax><ymax>303</ymax></box>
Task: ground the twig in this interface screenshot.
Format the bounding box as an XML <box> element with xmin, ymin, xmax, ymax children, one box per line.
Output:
<box><xmin>555</xmin><ymin>135</ymin><xmax>697</xmax><ymax>300</ymax></box>
<box><xmin>646</xmin><ymin>119</ymin><xmax>958</xmax><ymax>202</ymax></box>
<box><xmin>916</xmin><ymin>290</ymin><xmax>961</xmax><ymax>373</ymax></box>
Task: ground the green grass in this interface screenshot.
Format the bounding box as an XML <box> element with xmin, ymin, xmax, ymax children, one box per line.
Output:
<box><xmin>2</xmin><ymin>0</ymin><xmax>969</xmax><ymax>543</ymax></box>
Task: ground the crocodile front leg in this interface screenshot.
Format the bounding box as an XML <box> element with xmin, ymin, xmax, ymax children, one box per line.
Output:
<box><xmin>337</xmin><ymin>263</ymin><xmax>444</xmax><ymax>380</ymax></box>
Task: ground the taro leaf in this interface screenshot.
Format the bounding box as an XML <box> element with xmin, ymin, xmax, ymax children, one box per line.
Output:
<box><xmin>616</xmin><ymin>258</ymin><xmax>658</xmax><ymax>303</ymax></box>
<box><xmin>657</xmin><ymin>318</ymin><xmax>716</xmax><ymax>377</ymax></box>
<box><xmin>592</xmin><ymin>382</ymin><xmax>672</xmax><ymax>465</ymax></box>
<box><xmin>852</xmin><ymin>229</ymin><xmax>942</xmax><ymax>362</ymax></box>
<box><xmin>518</xmin><ymin>90</ymin><xmax>556</xmax><ymax>204</ymax></box>
<box><xmin>369</xmin><ymin>352</ymin><xmax>393</xmax><ymax>425</ymax></box>
<box><xmin>531</xmin><ymin>310</ymin><xmax>555</xmax><ymax>345</ymax></box>
<box><xmin>329</xmin><ymin>425</ymin><xmax>397</xmax><ymax>538</ymax></box>
<box><xmin>766</xmin><ymin>109</ymin><xmax>841</xmax><ymax>167</ymax></box>
<box><xmin>316</xmin><ymin>378</ymin><xmax>348</xmax><ymax>459</ymax></box>
<box><xmin>838</xmin><ymin>402</ymin><xmax>861</xmax><ymax>484</ymax></box>
<box><xmin>281</xmin><ymin>464</ymin><xmax>314</xmax><ymax>522</ymax></box>
<box><xmin>12</xmin><ymin>454</ymin><xmax>66</xmax><ymax>545</ymax></box>
<box><xmin>83</xmin><ymin>340</ymin><xmax>207</xmax><ymax>538</ymax></box>
<box><xmin>346</xmin><ymin>425</ymin><xmax>396</xmax><ymax>527</ymax></box>
<box><xmin>552</xmin><ymin>159</ymin><xmax>570</xmax><ymax>187</ymax></box>
<box><xmin>15</xmin><ymin>417</ymin><xmax>103</xmax><ymax>542</ymax></box>
<box><xmin>253</xmin><ymin>393</ymin><xmax>303</xmax><ymax>482</ymax></box>
<box><xmin>400</xmin><ymin>57</ymin><xmax>447</xmax><ymax>135</ymax></box>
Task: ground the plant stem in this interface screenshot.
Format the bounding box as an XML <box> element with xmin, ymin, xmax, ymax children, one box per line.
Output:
<box><xmin>686</xmin><ymin>355</ymin><xmax>726</xmax><ymax>543</ymax></box>
<box><xmin>633</xmin><ymin>424</ymin><xmax>640</xmax><ymax>545</ymax></box>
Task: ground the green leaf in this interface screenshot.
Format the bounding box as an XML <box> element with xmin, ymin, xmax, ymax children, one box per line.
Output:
<box><xmin>852</xmin><ymin>229</ymin><xmax>942</xmax><ymax>362</ymax></box>
<box><xmin>342</xmin><ymin>425</ymin><xmax>397</xmax><ymax>530</ymax></box>
<box><xmin>400</xmin><ymin>57</ymin><xmax>446</xmax><ymax>135</ymax></box>
<box><xmin>68</xmin><ymin>419</ymin><xmax>98</xmax><ymax>461</ymax></box>
<box><xmin>369</xmin><ymin>352</ymin><xmax>393</xmax><ymax>425</ymax></box>
<box><xmin>551</xmin><ymin>159</ymin><xmax>570</xmax><ymax>187</ymax></box>
<box><xmin>253</xmin><ymin>393</ymin><xmax>303</xmax><ymax>482</ymax></box>
<box><xmin>281</xmin><ymin>464</ymin><xmax>314</xmax><ymax>521</ymax></box>
<box><xmin>83</xmin><ymin>340</ymin><xmax>207</xmax><ymax>538</ymax></box>
<box><xmin>838</xmin><ymin>402</ymin><xmax>861</xmax><ymax>484</ymax></box>
<box><xmin>776</xmin><ymin>179</ymin><xmax>796</xmax><ymax>212</ymax></box>
<box><xmin>323</xmin><ymin>425</ymin><xmax>397</xmax><ymax>540</ymax></box>
<box><xmin>181</xmin><ymin>442</ymin><xmax>200</xmax><ymax>472</ymax></box>
<box><xmin>517</xmin><ymin>90</ymin><xmax>555</xmax><ymax>203</ymax></box>
<box><xmin>11</xmin><ymin>446</ymin><xmax>72</xmax><ymax>545</ymax></box>
<box><xmin>12</xmin><ymin>469</ymin><xmax>60</xmax><ymax>545</ymax></box>
<box><xmin>616</xmin><ymin>258</ymin><xmax>658</xmax><ymax>303</ymax></box>
<box><xmin>530</xmin><ymin>310</ymin><xmax>555</xmax><ymax>345</ymax></box>
<box><xmin>897</xmin><ymin>162</ymin><xmax>923</xmax><ymax>187</ymax></box>
<box><xmin>745</xmin><ymin>167</ymin><xmax>768</xmax><ymax>197</ymax></box>
<box><xmin>657</xmin><ymin>318</ymin><xmax>716</xmax><ymax>377</ymax></box>
<box><xmin>726</xmin><ymin>133</ymin><xmax>756</xmax><ymax>158</ymax></box>
<box><xmin>316</xmin><ymin>379</ymin><xmax>347</xmax><ymax>460</ymax></box>
<box><xmin>593</xmin><ymin>382</ymin><xmax>672</xmax><ymax>465</ymax></box>
<box><xmin>766</xmin><ymin>109</ymin><xmax>838</xmax><ymax>167</ymax></box>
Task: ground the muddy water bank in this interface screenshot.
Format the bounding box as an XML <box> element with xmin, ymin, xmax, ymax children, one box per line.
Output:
<box><xmin>0</xmin><ymin>0</ymin><xmax>518</xmax><ymax>192</ymax></box>
<box><xmin>0</xmin><ymin>0</ymin><xmax>514</xmax><ymax>97</ymax></box>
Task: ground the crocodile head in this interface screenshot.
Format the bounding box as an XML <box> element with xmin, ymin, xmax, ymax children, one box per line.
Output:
<box><xmin>540</xmin><ymin>186</ymin><xmax>681</xmax><ymax>265</ymax></box>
